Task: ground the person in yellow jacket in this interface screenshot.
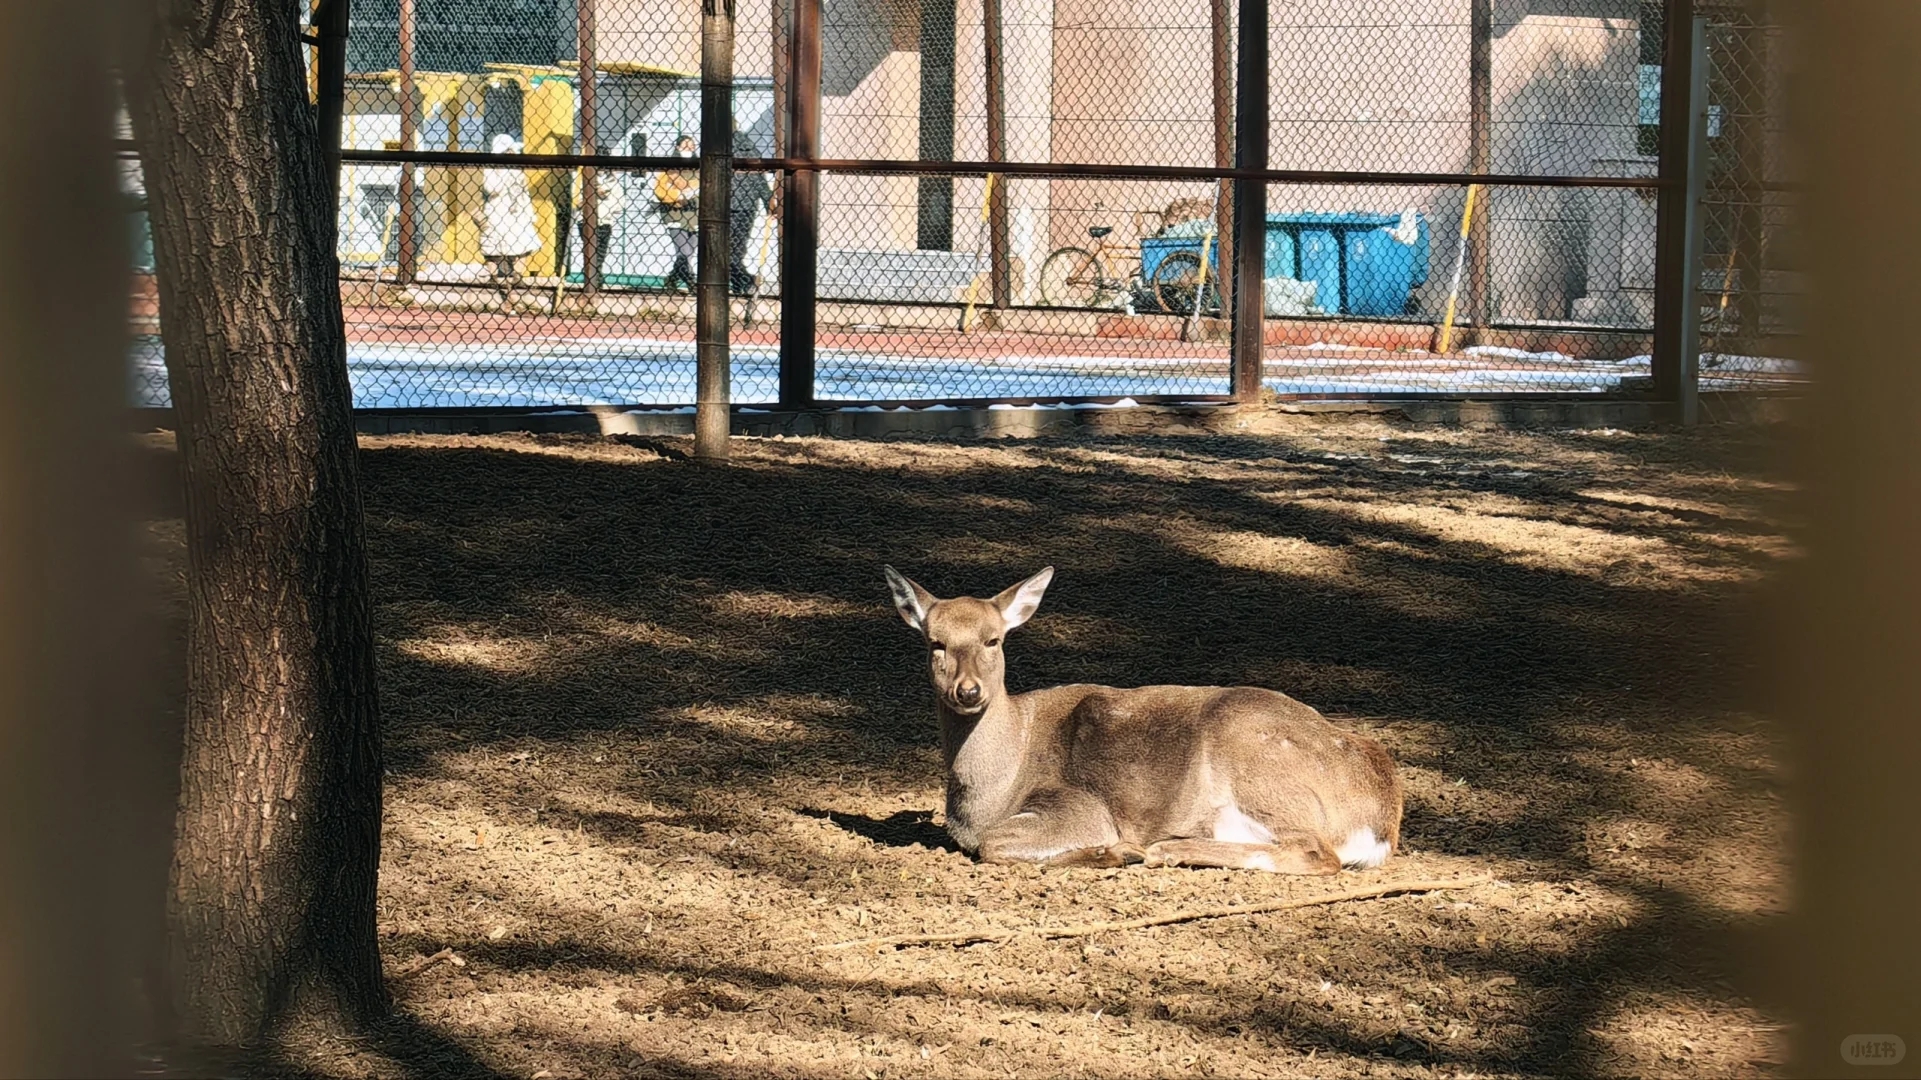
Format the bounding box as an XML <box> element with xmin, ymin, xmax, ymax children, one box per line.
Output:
<box><xmin>654</xmin><ymin>134</ymin><xmax>699</xmax><ymax>292</ymax></box>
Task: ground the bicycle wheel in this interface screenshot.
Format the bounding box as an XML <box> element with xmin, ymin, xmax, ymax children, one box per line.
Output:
<box><xmin>1151</xmin><ymin>251</ymin><xmax>1222</xmax><ymax>316</ymax></box>
<box><xmin>1039</xmin><ymin>247</ymin><xmax>1105</xmax><ymax>307</ymax></box>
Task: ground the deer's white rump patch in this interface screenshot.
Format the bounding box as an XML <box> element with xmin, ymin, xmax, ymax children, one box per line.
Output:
<box><xmin>1336</xmin><ymin>827</ymin><xmax>1392</xmax><ymax>868</ymax></box>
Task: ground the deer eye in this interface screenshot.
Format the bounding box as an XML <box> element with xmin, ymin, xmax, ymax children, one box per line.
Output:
<box><xmin>984</xmin><ymin>637</ymin><xmax>1001</xmax><ymax>648</ymax></box>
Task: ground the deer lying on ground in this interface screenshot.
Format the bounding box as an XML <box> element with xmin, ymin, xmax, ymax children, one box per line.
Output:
<box><xmin>884</xmin><ymin>566</ymin><xmax>1403</xmax><ymax>873</ymax></box>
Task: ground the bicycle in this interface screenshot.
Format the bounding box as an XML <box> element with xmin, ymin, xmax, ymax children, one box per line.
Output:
<box><xmin>1148</xmin><ymin>247</ymin><xmax>1225</xmax><ymax>318</ymax></box>
<box><xmin>1037</xmin><ymin>205</ymin><xmax>1162</xmax><ymax>309</ymax></box>
<box><xmin>1144</xmin><ymin>196</ymin><xmax>1227</xmax><ymax>317</ymax></box>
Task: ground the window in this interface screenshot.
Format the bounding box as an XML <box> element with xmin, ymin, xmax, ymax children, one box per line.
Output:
<box><xmin>1636</xmin><ymin>1</ymin><xmax>1663</xmax><ymax>156</ymax></box>
<box><xmin>349</xmin><ymin>0</ymin><xmax>575</xmax><ymax>74</ymax></box>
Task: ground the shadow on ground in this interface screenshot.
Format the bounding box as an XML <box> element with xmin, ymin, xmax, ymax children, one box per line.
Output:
<box><xmin>142</xmin><ymin>420</ymin><xmax>1798</xmax><ymax>1078</ymax></box>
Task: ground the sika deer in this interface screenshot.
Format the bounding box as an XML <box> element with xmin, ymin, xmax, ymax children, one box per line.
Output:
<box><xmin>884</xmin><ymin>566</ymin><xmax>1402</xmax><ymax>873</ymax></box>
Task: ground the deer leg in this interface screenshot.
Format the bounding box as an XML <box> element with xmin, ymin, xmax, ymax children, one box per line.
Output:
<box><xmin>1142</xmin><ymin>833</ymin><xmax>1341</xmax><ymax>875</ymax></box>
<box><xmin>977</xmin><ymin>788</ymin><xmax>1142</xmax><ymax>868</ymax></box>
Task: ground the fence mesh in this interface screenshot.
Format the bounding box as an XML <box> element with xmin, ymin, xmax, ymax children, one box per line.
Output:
<box><xmin>1699</xmin><ymin>4</ymin><xmax>1803</xmax><ymax>399</ymax></box>
<box><xmin>123</xmin><ymin>0</ymin><xmax>1802</xmax><ymax>412</ymax></box>
<box><xmin>815</xmin><ymin>173</ymin><xmax>1233</xmax><ymax>403</ymax></box>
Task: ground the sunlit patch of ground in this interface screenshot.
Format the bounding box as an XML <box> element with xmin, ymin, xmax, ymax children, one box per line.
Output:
<box><xmin>142</xmin><ymin>414</ymin><xmax>1799</xmax><ymax>1078</ymax></box>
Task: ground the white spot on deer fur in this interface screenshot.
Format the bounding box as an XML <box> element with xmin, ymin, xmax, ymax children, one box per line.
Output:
<box><xmin>1336</xmin><ymin>827</ymin><xmax>1392</xmax><ymax>868</ymax></box>
<box><xmin>1245</xmin><ymin>850</ymin><xmax>1278</xmax><ymax>872</ymax></box>
<box><xmin>1212</xmin><ymin>804</ymin><xmax>1274</xmax><ymax>845</ymax></box>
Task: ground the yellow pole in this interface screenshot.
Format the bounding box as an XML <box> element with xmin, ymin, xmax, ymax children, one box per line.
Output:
<box><xmin>1438</xmin><ymin>183</ymin><xmax>1482</xmax><ymax>354</ymax></box>
<box><xmin>1184</xmin><ymin>222</ymin><xmax>1216</xmax><ymax>342</ymax></box>
<box><xmin>959</xmin><ymin>173</ymin><xmax>998</xmax><ymax>333</ymax></box>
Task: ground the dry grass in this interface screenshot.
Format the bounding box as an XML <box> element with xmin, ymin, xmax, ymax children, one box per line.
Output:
<box><xmin>143</xmin><ymin>413</ymin><xmax>1800</xmax><ymax>1078</ymax></box>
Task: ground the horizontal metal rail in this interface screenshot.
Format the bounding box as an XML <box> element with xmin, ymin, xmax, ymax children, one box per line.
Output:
<box><xmin>331</xmin><ymin>147</ymin><xmax>1670</xmax><ymax>189</ymax></box>
<box><xmin>128</xmin><ymin>140</ymin><xmax>1815</xmax><ymax>192</ymax></box>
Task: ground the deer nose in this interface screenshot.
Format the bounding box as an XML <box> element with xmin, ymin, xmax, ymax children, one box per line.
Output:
<box><xmin>956</xmin><ymin>681</ymin><xmax>983</xmax><ymax>706</ymax></box>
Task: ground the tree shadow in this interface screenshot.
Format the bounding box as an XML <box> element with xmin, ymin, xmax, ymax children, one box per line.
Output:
<box><xmin>140</xmin><ymin>425</ymin><xmax>1794</xmax><ymax>1076</ymax></box>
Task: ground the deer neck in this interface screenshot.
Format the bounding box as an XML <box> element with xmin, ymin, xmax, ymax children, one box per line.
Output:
<box><xmin>937</xmin><ymin>691</ymin><xmax>1032</xmax><ymax>852</ymax></box>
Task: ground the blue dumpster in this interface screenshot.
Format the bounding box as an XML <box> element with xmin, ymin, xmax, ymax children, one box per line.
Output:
<box><xmin>1137</xmin><ymin>211</ymin><xmax>1429</xmax><ymax>317</ymax></box>
<box><xmin>1262</xmin><ymin>211</ymin><xmax>1429</xmax><ymax>318</ymax></box>
<box><xmin>1139</xmin><ymin>232</ymin><xmax>1220</xmax><ymax>288</ymax></box>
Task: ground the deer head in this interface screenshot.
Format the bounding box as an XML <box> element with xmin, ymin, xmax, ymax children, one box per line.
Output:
<box><xmin>884</xmin><ymin>566</ymin><xmax>1054</xmax><ymax>715</ymax></box>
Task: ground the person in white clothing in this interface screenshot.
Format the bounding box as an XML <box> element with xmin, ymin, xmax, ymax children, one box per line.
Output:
<box><xmin>570</xmin><ymin>146</ymin><xmax>627</xmax><ymax>292</ymax></box>
<box><xmin>480</xmin><ymin>133</ymin><xmax>540</xmax><ymax>309</ymax></box>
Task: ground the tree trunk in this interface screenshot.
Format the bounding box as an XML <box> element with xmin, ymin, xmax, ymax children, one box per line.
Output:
<box><xmin>127</xmin><ymin>0</ymin><xmax>388</xmax><ymax>1047</ymax></box>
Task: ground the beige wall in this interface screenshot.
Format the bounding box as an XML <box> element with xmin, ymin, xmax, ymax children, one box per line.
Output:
<box><xmin>1044</xmin><ymin>0</ymin><xmax>1642</xmax><ymax>318</ymax></box>
<box><xmin>595</xmin><ymin>0</ymin><xmax>702</xmax><ymax>74</ymax></box>
<box><xmin>820</xmin><ymin>49</ymin><xmax>925</xmax><ymax>251</ymax></box>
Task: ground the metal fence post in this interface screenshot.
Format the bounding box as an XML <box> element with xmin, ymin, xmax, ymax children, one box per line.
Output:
<box><xmin>314</xmin><ymin>0</ymin><xmax>349</xmax><ymax>208</ymax></box>
<box><xmin>1675</xmin><ymin>14</ymin><xmax>1710</xmax><ymax>426</ymax></box>
<box><xmin>778</xmin><ymin>0</ymin><xmax>820</xmax><ymax>409</ymax></box>
<box><xmin>1209</xmin><ymin>0</ymin><xmax>1233</xmax><ymax>317</ymax></box>
<box><xmin>1228</xmin><ymin>0</ymin><xmax>1267</xmax><ymax>402</ymax></box>
<box><xmin>395</xmin><ymin>0</ymin><xmax>418</xmax><ymax>284</ymax></box>
<box><xmin>578</xmin><ymin>0</ymin><xmax>600</xmax><ymax>297</ymax></box>
<box><xmin>1468</xmin><ymin>0</ymin><xmax>1491</xmax><ymax>330</ymax></box>
<box><xmin>983</xmin><ymin>0</ymin><xmax>1011</xmax><ymax>310</ymax></box>
<box><xmin>695</xmin><ymin>0</ymin><xmax>736</xmax><ymax>459</ymax></box>
<box><xmin>1652</xmin><ymin>0</ymin><xmax>1703</xmax><ymax>420</ymax></box>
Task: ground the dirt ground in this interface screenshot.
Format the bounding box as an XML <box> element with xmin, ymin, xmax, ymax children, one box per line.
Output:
<box><xmin>143</xmin><ymin>412</ymin><xmax>1800</xmax><ymax>1078</ymax></box>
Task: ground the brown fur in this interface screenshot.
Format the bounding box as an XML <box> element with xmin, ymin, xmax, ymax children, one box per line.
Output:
<box><xmin>885</xmin><ymin>567</ymin><xmax>1405</xmax><ymax>874</ymax></box>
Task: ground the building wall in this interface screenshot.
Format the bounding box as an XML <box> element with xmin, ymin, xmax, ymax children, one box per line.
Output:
<box><xmin>343</xmin><ymin>0</ymin><xmax>1658</xmax><ymax>321</ymax></box>
<box><xmin>1041</xmin><ymin>0</ymin><xmax>1644</xmax><ymax>320</ymax></box>
<box><xmin>1045</xmin><ymin>0</ymin><xmax>1218</xmax><ymax>264</ymax></box>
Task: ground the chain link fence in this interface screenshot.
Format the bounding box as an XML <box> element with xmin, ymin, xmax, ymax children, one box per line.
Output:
<box><xmin>125</xmin><ymin>0</ymin><xmax>1802</xmax><ymax>413</ymax></box>
<box><xmin>1699</xmin><ymin>3</ymin><xmax>1801</xmax><ymax>401</ymax></box>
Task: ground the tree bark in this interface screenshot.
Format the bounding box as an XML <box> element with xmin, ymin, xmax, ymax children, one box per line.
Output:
<box><xmin>127</xmin><ymin>0</ymin><xmax>388</xmax><ymax>1048</ymax></box>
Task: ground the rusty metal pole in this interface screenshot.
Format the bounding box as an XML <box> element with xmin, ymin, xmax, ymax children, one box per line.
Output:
<box><xmin>694</xmin><ymin>0</ymin><xmax>736</xmax><ymax>460</ymax></box>
<box><xmin>315</xmin><ymin>0</ymin><xmax>348</xmax><ymax>207</ymax></box>
<box><xmin>1210</xmin><ymin>0</ymin><xmax>1233</xmax><ymax>315</ymax></box>
<box><xmin>1228</xmin><ymin>0</ymin><xmax>1266</xmax><ymax>400</ymax></box>
<box><xmin>984</xmin><ymin>0</ymin><xmax>1011</xmax><ymax>309</ymax></box>
<box><xmin>396</xmin><ymin>0</ymin><xmax>418</xmax><ymax>284</ymax></box>
<box><xmin>1468</xmin><ymin>0</ymin><xmax>1491</xmax><ymax>333</ymax></box>
<box><xmin>578</xmin><ymin>0</ymin><xmax>600</xmax><ymax>296</ymax></box>
<box><xmin>1673</xmin><ymin>14</ymin><xmax>1709</xmax><ymax>427</ymax></box>
<box><xmin>772</xmin><ymin>0</ymin><xmax>788</xmax><ymax>159</ymax></box>
<box><xmin>1652</xmin><ymin>0</ymin><xmax>1700</xmax><ymax>414</ymax></box>
<box><xmin>778</xmin><ymin>0</ymin><xmax>820</xmax><ymax>408</ymax></box>
<box><xmin>747</xmin><ymin>0</ymin><xmax>789</xmax><ymax>332</ymax></box>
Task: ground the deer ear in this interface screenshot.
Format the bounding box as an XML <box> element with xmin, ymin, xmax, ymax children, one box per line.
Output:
<box><xmin>884</xmin><ymin>565</ymin><xmax>935</xmax><ymax>632</ymax></box>
<box><xmin>994</xmin><ymin>566</ymin><xmax>1054</xmax><ymax>631</ymax></box>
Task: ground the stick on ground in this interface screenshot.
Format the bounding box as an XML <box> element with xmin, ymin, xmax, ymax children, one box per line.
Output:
<box><xmin>390</xmin><ymin>947</ymin><xmax>463</xmax><ymax>980</ymax></box>
<box><xmin>816</xmin><ymin>874</ymin><xmax>1494</xmax><ymax>951</ymax></box>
